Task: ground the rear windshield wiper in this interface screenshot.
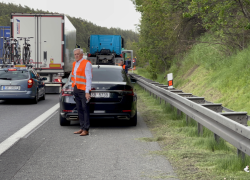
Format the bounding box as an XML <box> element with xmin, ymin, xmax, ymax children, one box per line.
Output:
<box><xmin>0</xmin><ymin>78</ymin><xmax>12</xmax><ymax>80</ymax></box>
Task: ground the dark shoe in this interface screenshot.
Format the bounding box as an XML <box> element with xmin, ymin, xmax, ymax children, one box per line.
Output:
<box><xmin>74</xmin><ymin>129</ymin><xmax>83</xmax><ymax>134</ymax></box>
<box><xmin>79</xmin><ymin>130</ymin><xmax>89</xmax><ymax>136</ymax></box>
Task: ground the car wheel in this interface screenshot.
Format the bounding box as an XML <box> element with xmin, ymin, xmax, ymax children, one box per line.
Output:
<box><xmin>60</xmin><ymin>114</ymin><xmax>70</xmax><ymax>126</ymax></box>
<box><xmin>41</xmin><ymin>92</ymin><xmax>45</xmax><ymax>100</ymax></box>
<box><xmin>130</xmin><ymin>111</ymin><xmax>137</xmax><ymax>126</ymax></box>
<box><xmin>32</xmin><ymin>91</ymin><xmax>38</xmax><ymax>104</ymax></box>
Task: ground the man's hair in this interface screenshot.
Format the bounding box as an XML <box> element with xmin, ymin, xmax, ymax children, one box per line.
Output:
<box><xmin>73</xmin><ymin>48</ymin><xmax>84</xmax><ymax>54</ymax></box>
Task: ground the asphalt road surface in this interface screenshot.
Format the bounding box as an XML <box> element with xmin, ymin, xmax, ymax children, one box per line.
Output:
<box><xmin>0</xmin><ymin>94</ymin><xmax>59</xmax><ymax>143</ymax></box>
<box><xmin>0</xmin><ymin>96</ymin><xmax>178</xmax><ymax>180</ymax></box>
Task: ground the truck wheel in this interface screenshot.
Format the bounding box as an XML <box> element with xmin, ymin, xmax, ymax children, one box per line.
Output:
<box><xmin>130</xmin><ymin>111</ymin><xmax>137</xmax><ymax>126</ymax></box>
<box><xmin>60</xmin><ymin>114</ymin><xmax>70</xmax><ymax>126</ymax></box>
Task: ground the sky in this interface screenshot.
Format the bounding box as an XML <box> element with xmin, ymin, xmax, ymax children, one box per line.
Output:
<box><xmin>1</xmin><ymin>0</ymin><xmax>141</xmax><ymax>32</ymax></box>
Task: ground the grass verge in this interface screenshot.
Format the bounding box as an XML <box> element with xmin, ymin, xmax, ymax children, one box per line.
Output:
<box><xmin>135</xmin><ymin>83</ymin><xmax>250</xmax><ymax>180</ymax></box>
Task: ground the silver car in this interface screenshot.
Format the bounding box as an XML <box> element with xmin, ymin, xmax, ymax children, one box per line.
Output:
<box><xmin>0</xmin><ymin>66</ymin><xmax>46</xmax><ymax>104</ymax></box>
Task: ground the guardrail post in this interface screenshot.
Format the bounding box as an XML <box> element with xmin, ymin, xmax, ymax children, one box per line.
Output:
<box><xmin>237</xmin><ymin>149</ymin><xmax>246</xmax><ymax>161</ymax></box>
<box><xmin>198</xmin><ymin>123</ymin><xmax>203</xmax><ymax>136</ymax></box>
<box><xmin>186</xmin><ymin>115</ymin><xmax>190</xmax><ymax>125</ymax></box>
<box><xmin>177</xmin><ymin>109</ymin><xmax>181</xmax><ymax>118</ymax></box>
<box><xmin>214</xmin><ymin>133</ymin><xmax>220</xmax><ymax>143</ymax></box>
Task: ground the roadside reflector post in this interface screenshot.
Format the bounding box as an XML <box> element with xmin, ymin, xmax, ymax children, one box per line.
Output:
<box><xmin>237</xmin><ymin>149</ymin><xmax>246</xmax><ymax>161</ymax></box>
<box><xmin>167</xmin><ymin>73</ymin><xmax>173</xmax><ymax>89</ymax></box>
<box><xmin>198</xmin><ymin>123</ymin><xmax>203</xmax><ymax>136</ymax></box>
<box><xmin>214</xmin><ymin>133</ymin><xmax>220</xmax><ymax>143</ymax></box>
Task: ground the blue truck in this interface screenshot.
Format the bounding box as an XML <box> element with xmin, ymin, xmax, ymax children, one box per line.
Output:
<box><xmin>87</xmin><ymin>35</ymin><xmax>124</xmax><ymax>65</ymax></box>
<box><xmin>0</xmin><ymin>26</ymin><xmax>11</xmax><ymax>64</ymax></box>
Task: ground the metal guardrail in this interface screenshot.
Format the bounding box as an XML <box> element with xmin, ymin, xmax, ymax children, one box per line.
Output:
<box><xmin>130</xmin><ymin>73</ymin><xmax>250</xmax><ymax>159</ymax></box>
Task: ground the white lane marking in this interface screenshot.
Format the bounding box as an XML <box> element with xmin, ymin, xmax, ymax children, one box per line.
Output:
<box><xmin>0</xmin><ymin>103</ymin><xmax>59</xmax><ymax>156</ymax></box>
<box><xmin>23</xmin><ymin>110</ymin><xmax>58</xmax><ymax>138</ymax></box>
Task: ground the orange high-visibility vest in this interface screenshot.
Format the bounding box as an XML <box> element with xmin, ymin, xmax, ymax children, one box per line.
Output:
<box><xmin>122</xmin><ymin>64</ymin><xmax>126</xmax><ymax>70</ymax></box>
<box><xmin>71</xmin><ymin>59</ymin><xmax>91</xmax><ymax>91</ymax></box>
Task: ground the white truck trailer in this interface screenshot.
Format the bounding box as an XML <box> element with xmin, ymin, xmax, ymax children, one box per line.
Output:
<box><xmin>11</xmin><ymin>13</ymin><xmax>76</xmax><ymax>93</ymax></box>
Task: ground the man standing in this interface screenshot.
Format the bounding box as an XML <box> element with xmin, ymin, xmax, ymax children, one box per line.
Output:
<box><xmin>120</xmin><ymin>60</ymin><xmax>128</xmax><ymax>74</ymax></box>
<box><xmin>71</xmin><ymin>48</ymin><xmax>92</xmax><ymax>136</ymax></box>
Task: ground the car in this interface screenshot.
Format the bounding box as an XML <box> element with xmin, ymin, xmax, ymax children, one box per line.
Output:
<box><xmin>59</xmin><ymin>65</ymin><xmax>137</xmax><ymax>126</ymax></box>
<box><xmin>0</xmin><ymin>65</ymin><xmax>47</xmax><ymax>104</ymax></box>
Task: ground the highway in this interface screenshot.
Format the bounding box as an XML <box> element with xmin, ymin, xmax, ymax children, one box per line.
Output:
<box><xmin>0</xmin><ymin>96</ymin><xmax>178</xmax><ymax>180</ymax></box>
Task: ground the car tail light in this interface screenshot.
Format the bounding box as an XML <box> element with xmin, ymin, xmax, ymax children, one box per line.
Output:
<box><xmin>88</xmin><ymin>53</ymin><xmax>91</xmax><ymax>57</ymax></box>
<box><xmin>53</xmin><ymin>78</ymin><xmax>61</xmax><ymax>83</ymax></box>
<box><xmin>8</xmin><ymin>68</ymin><xmax>17</xmax><ymax>71</ymax></box>
<box><xmin>63</xmin><ymin>110</ymin><xmax>73</xmax><ymax>112</ymax></box>
<box><xmin>122</xmin><ymin>110</ymin><xmax>131</xmax><ymax>112</ymax></box>
<box><xmin>122</xmin><ymin>87</ymin><xmax>134</xmax><ymax>96</ymax></box>
<box><xmin>28</xmin><ymin>79</ymin><xmax>33</xmax><ymax>88</ymax></box>
<box><xmin>120</xmin><ymin>54</ymin><xmax>123</xmax><ymax>57</ymax></box>
<box><xmin>61</xmin><ymin>88</ymin><xmax>73</xmax><ymax>96</ymax></box>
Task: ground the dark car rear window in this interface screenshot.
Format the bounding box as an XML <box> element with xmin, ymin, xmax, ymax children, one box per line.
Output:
<box><xmin>70</xmin><ymin>68</ymin><xmax>127</xmax><ymax>82</ymax></box>
<box><xmin>92</xmin><ymin>68</ymin><xmax>127</xmax><ymax>82</ymax></box>
<box><xmin>0</xmin><ymin>70</ymin><xmax>29</xmax><ymax>80</ymax></box>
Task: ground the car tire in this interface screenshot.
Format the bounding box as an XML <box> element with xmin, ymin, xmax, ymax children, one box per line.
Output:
<box><xmin>130</xmin><ymin>111</ymin><xmax>137</xmax><ymax>126</ymax></box>
<box><xmin>60</xmin><ymin>114</ymin><xmax>70</xmax><ymax>126</ymax></box>
<box><xmin>41</xmin><ymin>92</ymin><xmax>45</xmax><ymax>100</ymax></box>
<box><xmin>32</xmin><ymin>91</ymin><xmax>38</xmax><ymax>104</ymax></box>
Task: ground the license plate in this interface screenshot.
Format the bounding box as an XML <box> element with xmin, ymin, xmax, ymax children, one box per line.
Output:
<box><xmin>91</xmin><ymin>92</ymin><xmax>110</xmax><ymax>98</ymax></box>
<box><xmin>3</xmin><ymin>86</ymin><xmax>20</xmax><ymax>90</ymax></box>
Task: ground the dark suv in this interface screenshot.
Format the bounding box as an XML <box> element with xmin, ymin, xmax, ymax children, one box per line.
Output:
<box><xmin>0</xmin><ymin>66</ymin><xmax>46</xmax><ymax>104</ymax></box>
<box><xmin>59</xmin><ymin>65</ymin><xmax>137</xmax><ymax>126</ymax></box>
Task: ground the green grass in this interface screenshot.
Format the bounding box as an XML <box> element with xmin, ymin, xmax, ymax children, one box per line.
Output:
<box><xmin>135</xmin><ymin>83</ymin><xmax>250</xmax><ymax>179</ymax></box>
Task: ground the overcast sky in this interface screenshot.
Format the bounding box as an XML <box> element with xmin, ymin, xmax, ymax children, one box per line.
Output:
<box><xmin>1</xmin><ymin>0</ymin><xmax>141</xmax><ymax>32</ymax></box>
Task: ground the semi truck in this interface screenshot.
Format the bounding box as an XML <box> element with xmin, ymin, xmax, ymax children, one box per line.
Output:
<box><xmin>87</xmin><ymin>35</ymin><xmax>124</xmax><ymax>65</ymax></box>
<box><xmin>10</xmin><ymin>13</ymin><xmax>76</xmax><ymax>93</ymax></box>
<box><xmin>0</xmin><ymin>26</ymin><xmax>10</xmax><ymax>64</ymax></box>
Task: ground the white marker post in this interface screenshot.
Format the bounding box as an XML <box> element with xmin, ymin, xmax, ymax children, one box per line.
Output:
<box><xmin>167</xmin><ymin>73</ymin><xmax>173</xmax><ymax>89</ymax></box>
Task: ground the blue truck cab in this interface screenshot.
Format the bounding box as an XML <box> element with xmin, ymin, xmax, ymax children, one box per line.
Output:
<box><xmin>88</xmin><ymin>35</ymin><xmax>124</xmax><ymax>57</ymax></box>
<box><xmin>87</xmin><ymin>35</ymin><xmax>124</xmax><ymax>65</ymax></box>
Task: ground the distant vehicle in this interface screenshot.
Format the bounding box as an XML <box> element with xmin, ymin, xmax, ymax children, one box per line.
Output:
<box><xmin>0</xmin><ymin>26</ymin><xmax>10</xmax><ymax>64</ymax></box>
<box><xmin>10</xmin><ymin>13</ymin><xmax>76</xmax><ymax>93</ymax></box>
<box><xmin>125</xmin><ymin>58</ymin><xmax>136</xmax><ymax>70</ymax></box>
<box><xmin>0</xmin><ymin>65</ymin><xmax>47</xmax><ymax>104</ymax></box>
<box><xmin>87</xmin><ymin>35</ymin><xmax>124</xmax><ymax>65</ymax></box>
<box><xmin>59</xmin><ymin>65</ymin><xmax>137</xmax><ymax>126</ymax></box>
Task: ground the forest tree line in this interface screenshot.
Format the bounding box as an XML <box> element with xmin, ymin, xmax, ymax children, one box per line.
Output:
<box><xmin>132</xmin><ymin>0</ymin><xmax>250</xmax><ymax>73</ymax></box>
<box><xmin>0</xmin><ymin>2</ymin><xmax>139</xmax><ymax>53</ymax></box>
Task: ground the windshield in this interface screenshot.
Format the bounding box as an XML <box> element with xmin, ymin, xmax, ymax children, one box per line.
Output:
<box><xmin>0</xmin><ymin>70</ymin><xmax>29</xmax><ymax>80</ymax></box>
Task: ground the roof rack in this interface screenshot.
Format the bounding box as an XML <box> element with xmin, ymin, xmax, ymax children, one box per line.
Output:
<box><xmin>0</xmin><ymin>64</ymin><xmax>15</xmax><ymax>68</ymax></box>
<box><xmin>0</xmin><ymin>64</ymin><xmax>33</xmax><ymax>69</ymax></box>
